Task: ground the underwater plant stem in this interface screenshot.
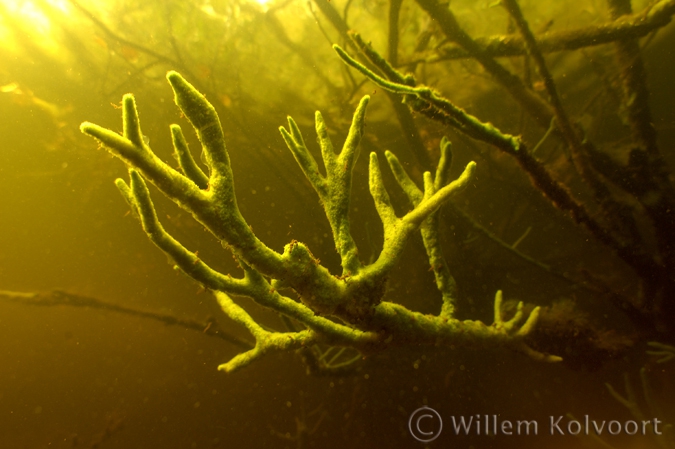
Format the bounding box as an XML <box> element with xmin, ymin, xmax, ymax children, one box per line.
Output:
<box><xmin>607</xmin><ymin>0</ymin><xmax>675</xmax><ymax>306</ymax></box>
<box><xmin>502</xmin><ymin>0</ymin><xmax>646</xmax><ymax>267</ymax></box>
<box><xmin>348</xmin><ymin>32</ymin><xmax>408</xmax><ymax>86</ymax></box>
<box><xmin>334</xmin><ymin>43</ymin><xmax>669</xmax><ymax>303</ymax></box>
<box><xmin>67</xmin><ymin>0</ymin><xmax>200</xmax><ymax>90</ymax></box>
<box><xmin>250</xmin><ymin>5</ymin><xmax>339</xmax><ymax>95</ymax></box>
<box><xmin>607</xmin><ymin>0</ymin><xmax>659</xmax><ymax>156</ymax></box>
<box><xmin>311</xmin><ymin>0</ymin><xmax>433</xmax><ymax>171</ymax></box>
<box><xmin>501</xmin><ymin>0</ymin><xmax>580</xmax><ymax>153</ymax></box>
<box><xmin>387</xmin><ymin>0</ymin><xmax>403</xmax><ymax>66</ymax></box>
<box><xmin>311</xmin><ymin>0</ymin><xmax>350</xmax><ymax>39</ymax></box>
<box><xmin>0</xmin><ymin>289</ymin><xmax>254</xmax><ymax>350</ymax></box>
<box><xmin>435</xmin><ymin>0</ymin><xmax>675</xmax><ymax>60</ymax></box>
<box><xmin>310</xmin><ymin>1</ymin><xmax>432</xmax><ymax>172</ymax></box>
<box><xmin>335</xmin><ymin>44</ymin><xmax>522</xmax><ymax>154</ymax></box>
<box><xmin>346</xmin><ymin>33</ymin><xmax>432</xmax><ymax>170</ymax></box>
<box><xmin>412</xmin><ymin>0</ymin><xmax>554</xmax><ymax>129</ymax></box>
<box><xmin>335</xmin><ymin>44</ymin><xmax>625</xmax><ymax>256</ymax></box>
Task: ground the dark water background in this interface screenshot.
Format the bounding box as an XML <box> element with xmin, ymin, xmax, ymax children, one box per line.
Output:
<box><xmin>1</xmin><ymin>0</ymin><xmax>675</xmax><ymax>447</ymax></box>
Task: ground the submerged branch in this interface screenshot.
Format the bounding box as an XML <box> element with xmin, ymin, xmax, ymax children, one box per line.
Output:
<box><xmin>432</xmin><ymin>0</ymin><xmax>675</xmax><ymax>61</ymax></box>
<box><xmin>0</xmin><ymin>289</ymin><xmax>254</xmax><ymax>349</ymax></box>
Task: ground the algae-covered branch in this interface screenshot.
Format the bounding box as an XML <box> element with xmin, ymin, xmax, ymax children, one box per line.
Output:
<box><xmin>80</xmin><ymin>71</ymin><xmax>560</xmax><ymax>373</ymax></box>
<box><xmin>331</xmin><ymin>0</ymin><xmax>675</xmax><ymax>338</ymax></box>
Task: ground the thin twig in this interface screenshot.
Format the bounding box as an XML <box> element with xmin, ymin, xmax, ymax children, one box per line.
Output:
<box><xmin>501</xmin><ymin>0</ymin><xmax>643</xmax><ymax>265</ymax></box>
<box><xmin>433</xmin><ymin>0</ymin><xmax>675</xmax><ymax>60</ymax></box>
<box><xmin>0</xmin><ymin>289</ymin><xmax>254</xmax><ymax>349</ymax></box>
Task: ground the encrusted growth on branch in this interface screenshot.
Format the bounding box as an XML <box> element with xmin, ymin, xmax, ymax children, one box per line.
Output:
<box><xmin>80</xmin><ymin>71</ymin><xmax>559</xmax><ymax>373</ymax></box>
<box><xmin>334</xmin><ymin>0</ymin><xmax>675</xmax><ymax>334</ymax></box>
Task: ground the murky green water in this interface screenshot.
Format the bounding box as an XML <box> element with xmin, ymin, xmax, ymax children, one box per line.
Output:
<box><xmin>1</xmin><ymin>0</ymin><xmax>674</xmax><ymax>447</ymax></box>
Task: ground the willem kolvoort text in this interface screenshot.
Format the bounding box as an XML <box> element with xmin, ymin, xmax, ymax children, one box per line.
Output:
<box><xmin>448</xmin><ymin>415</ymin><xmax>663</xmax><ymax>436</ymax></box>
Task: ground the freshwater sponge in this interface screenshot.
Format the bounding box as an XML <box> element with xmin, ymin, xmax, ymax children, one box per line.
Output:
<box><xmin>80</xmin><ymin>71</ymin><xmax>560</xmax><ymax>373</ymax></box>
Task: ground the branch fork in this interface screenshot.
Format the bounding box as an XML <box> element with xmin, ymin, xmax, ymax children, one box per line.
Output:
<box><xmin>81</xmin><ymin>71</ymin><xmax>559</xmax><ymax>372</ymax></box>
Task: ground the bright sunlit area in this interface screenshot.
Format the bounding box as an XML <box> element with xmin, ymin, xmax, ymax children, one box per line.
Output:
<box><xmin>0</xmin><ymin>0</ymin><xmax>72</xmax><ymax>56</ymax></box>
